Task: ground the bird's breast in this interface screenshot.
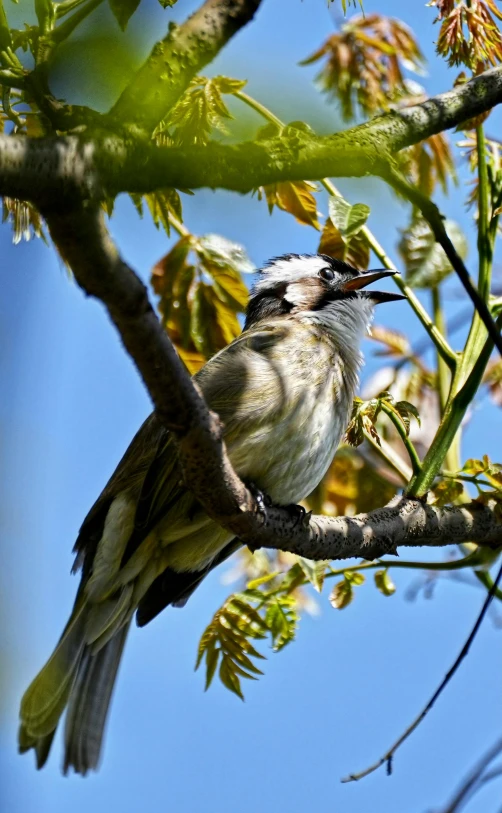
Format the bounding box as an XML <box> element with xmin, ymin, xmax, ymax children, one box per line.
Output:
<box><xmin>227</xmin><ymin>346</ymin><xmax>353</xmax><ymax>505</ymax></box>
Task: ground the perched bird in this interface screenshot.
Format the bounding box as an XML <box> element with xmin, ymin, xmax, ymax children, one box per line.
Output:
<box><xmin>19</xmin><ymin>253</ymin><xmax>403</xmax><ymax>774</ymax></box>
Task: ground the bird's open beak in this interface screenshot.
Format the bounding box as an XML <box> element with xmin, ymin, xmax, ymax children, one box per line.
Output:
<box><xmin>342</xmin><ymin>269</ymin><xmax>406</xmax><ymax>303</ymax></box>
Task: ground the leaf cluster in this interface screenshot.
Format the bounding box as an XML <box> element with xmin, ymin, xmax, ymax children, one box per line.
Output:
<box><xmin>431</xmin><ymin>0</ymin><xmax>502</xmax><ymax>71</ymax></box>
<box><xmin>301</xmin><ymin>13</ymin><xmax>425</xmax><ymax>120</ymax></box>
<box><xmin>162</xmin><ymin>76</ymin><xmax>247</xmax><ymax>146</ymax></box>
<box><xmin>345</xmin><ymin>392</ymin><xmax>420</xmax><ymax>448</ymax></box>
<box><xmin>151</xmin><ymin>230</ymin><xmax>254</xmax><ymax>372</ymax></box>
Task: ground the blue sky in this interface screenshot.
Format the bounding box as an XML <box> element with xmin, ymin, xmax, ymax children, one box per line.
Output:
<box><xmin>1</xmin><ymin>1</ymin><xmax>502</xmax><ymax>811</ymax></box>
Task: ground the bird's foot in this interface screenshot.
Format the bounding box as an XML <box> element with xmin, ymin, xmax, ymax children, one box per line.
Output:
<box><xmin>245</xmin><ymin>481</ymin><xmax>272</xmax><ymax>517</ymax></box>
<box><xmin>245</xmin><ymin>482</ymin><xmax>272</xmax><ymax>552</ymax></box>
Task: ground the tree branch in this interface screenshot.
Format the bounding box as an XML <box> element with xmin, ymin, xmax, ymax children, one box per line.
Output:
<box><xmin>109</xmin><ymin>0</ymin><xmax>263</xmax><ymax>130</ymax></box>
<box><xmin>2</xmin><ymin>67</ymin><xmax>502</xmax><ymax>204</ymax></box>
<box><xmin>43</xmin><ymin>206</ymin><xmax>502</xmax><ymax>562</ymax></box>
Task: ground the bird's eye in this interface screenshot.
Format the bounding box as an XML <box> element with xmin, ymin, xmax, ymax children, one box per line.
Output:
<box><xmin>319</xmin><ymin>267</ymin><xmax>335</xmax><ymax>282</ymax></box>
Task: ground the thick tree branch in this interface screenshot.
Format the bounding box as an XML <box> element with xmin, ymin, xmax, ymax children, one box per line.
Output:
<box><xmin>109</xmin><ymin>0</ymin><xmax>263</xmax><ymax>130</ymax></box>
<box><xmin>2</xmin><ymin>68</ymin><xmax>502</xmax><ymax>204</ymax></box>
<box><xmin>43</xmin><ymin>206</ymin><xmax>502</xmax><ymax>561</ymax></box>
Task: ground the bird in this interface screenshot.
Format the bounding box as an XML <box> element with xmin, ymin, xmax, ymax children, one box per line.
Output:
<box><xmin>18</xmin><ymin>253</ymin><xmax>404</xmax><ymax>775</ymax></box>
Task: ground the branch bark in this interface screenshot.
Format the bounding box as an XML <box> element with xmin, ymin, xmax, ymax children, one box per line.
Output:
<box><xmin>2</xmin><ymin>67</ymin><xmax>502</xmax><ymax>204</ymax></box>
<box><xmin>109</xmin><ymin>0</ymin><xmax>263</xmax><ymax>130</ymax></box>
<box><xmin>44</xmin><ymin>206</ymin><xmax>502</xmax><ymax>562</ymax></box>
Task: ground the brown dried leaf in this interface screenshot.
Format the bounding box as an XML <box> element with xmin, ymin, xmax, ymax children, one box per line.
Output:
<box><xmin>263</xmin><ymin>181</ymin><xmax>320</xmax><ymax>229</ymax></box>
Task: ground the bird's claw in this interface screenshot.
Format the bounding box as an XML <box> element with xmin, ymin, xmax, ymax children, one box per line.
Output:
<box><xmin>245</xmin><ymin>481</ymin><xmax>272</xmax><ymax>518</ymax></box>
<box><xmin>285</xmin><ymin>503</ymin><xmax>312</xmax><ymax>528</ymax></box>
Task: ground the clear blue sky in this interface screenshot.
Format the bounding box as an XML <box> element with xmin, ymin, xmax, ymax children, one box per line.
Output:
<box><xmin>1</xmin><ymin>1</ymin><xmax>502</xmax><ymax>811</ymax></box>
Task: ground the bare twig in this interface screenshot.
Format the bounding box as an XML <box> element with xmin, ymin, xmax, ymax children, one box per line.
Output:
<box><xmin>380</xmin><ymin>166</ymin><xmax>502</xmax><ymax>358</ymax></box>
<box><xmin>342</xmin><ymin>562</ymin><xmax>502</xmax><ymax>783</ymax></box>
<box><xmin>436</xmin><ymin>737</ymin><xmax>502</xmax><ymax>813</ymax></box>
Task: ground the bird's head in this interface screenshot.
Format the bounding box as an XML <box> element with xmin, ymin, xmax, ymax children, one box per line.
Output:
<box><xmin>244</xmin><ymin>254</ymin><xmax>404</xmax><ymax>334</ymax></box>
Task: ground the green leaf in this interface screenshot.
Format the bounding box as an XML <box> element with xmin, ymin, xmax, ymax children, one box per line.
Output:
<box><xmin>432</xmin><ymin>479</ymin><xmax>464</xmax><ymax>506</ymax></box>
<box><xmin>204</xmin><ymin>644</ymin><xmax>220</xmax><ymax>690</ymax></box>
<box><xmin>395</xmin><ymin>400</ymin><xmax>421</xmax><ymax>434</ymax></box>
<box><xmin>345</xmin><ymin>571</ymin><xmax>365</xmax><ymax>586</ymax></box>
<box><xmin>219</xmin><ymin>655</ymin><xmax>244</xmax><ymax>700</ymax></box>
<box><xmin>0</xmin><ymin>2</ymin><xmax>12</xmax><ymax>50</ymax></box>
<box><xmin>461</xmin><ymin>458</ymin><xmax>486</xmax><ymax>475</ymax></box>
<box><xmin>328</xmin><ymin>198</ymin><xmax>370</xmax><ymax>238</ymax></box>
<box><xmin>265</xmin><ymin>598</ymin><xmax>298</xmax><ymax>651</ymax></box>
<box><xmin>374</xmin><ymin>570</ymin><xmax>396</xmax><ymax>596</ymax></box>
<box><xmin>399</xmin><ymin>216</ymin><xmax>468</xmax><ymax>288</ymax></box>
<box><xmin>329</xmin><ymin>578</ymin><xmax>353</xmax><ymax>609</ymax></box>
<box><xmin>109</xmin><ymin>0</ymin><xmax>141</xmax><ymax>30</ymax></box>
<box><xmin>213</xmin><ymin>76</ymin><xmax>247</xmax><ymax>94</ymax></box>
<box><xmin>298</xmin><ymin>558</ymin><xmax>329</xmax><ymax>593</ymax></box>
<box><xmin>157</xmin><ymin>0</ymin><xmax>178</xmax><ymax>6</ymax></box>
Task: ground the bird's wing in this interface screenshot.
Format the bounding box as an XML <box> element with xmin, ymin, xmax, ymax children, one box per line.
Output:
<box><xmin>74</xmin><ymin>321</ymin><xmax>290</xmax><ymax>583</ymax></box>
<box><xmin>195</xmin><ymin>321</ymin><xmax>292</xmax><ymax>439</ymax></box>
<box><xmin>72</xmin><ymin>413</ymin><xmax>172</xmax><ymax>577</ymax></box>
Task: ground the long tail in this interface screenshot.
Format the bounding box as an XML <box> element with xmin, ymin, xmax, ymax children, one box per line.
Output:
<box><xmin>19</xmin><ymin>602</ymin><xmax>129</xmax><ymax>775</ymax></box>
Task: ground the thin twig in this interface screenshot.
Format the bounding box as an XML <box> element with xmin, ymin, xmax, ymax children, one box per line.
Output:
<box><xmin>380</xmin><ymin>165</ymin><xmax>502</xmax><ymax>358</ymax></box>
<box><xmin>341</xmin><ymin>561</ymin><xmax>502</xmax><ymax>782</ymax></box>
<box><xmin>437</xmin><ymin>736</ymin><xmax>502</xmax><ymax>813</ymax></box>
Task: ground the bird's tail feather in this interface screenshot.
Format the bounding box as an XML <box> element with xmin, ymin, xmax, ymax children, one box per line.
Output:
<box><xmin>63</xmin><ymin>622</ymin><xmax>129</xmax><ymax>774</ymax></box>
<box><xmin>19</xmin><ymin>601</ymin><xmax>129</xmax><ymax>773</ymax></box>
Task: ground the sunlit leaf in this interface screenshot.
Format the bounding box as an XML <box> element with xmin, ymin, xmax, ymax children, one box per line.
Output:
<box><xmin>302</xmin><ymin>13</ymin><xmax>425</xmax><ymax>120</ymax></box>
<box><xmin>370</xmin><ymin>326</ymin><xmax>411</xmax><ymax>358</ymax></box>
<box><xmin>328</xmin><ymin>198</ymin><xmax>370</xmax><ymax>238</ymax></box>
<box><xmin>166</xmin><ymin>75</ymin><xmax>247</xmax><ymax>146</ymax></box>
<box><xmin>262</xmin><ymin>181</ymin><xmax>320</xmax><ymax>229</ymax></box>
<box><xmin>329</xmin><ymin>578</ymin><xmax>353</xmax><ymax>609</ymax></box>
<box><xmin>374</xmin><ymin>569</ymin><xmax>396</xmax><ymax>596</ymax></box>
<box><xmin>298</xmin><ymin>558</ymin><xmax>329</xmax><ymax>593</ymax></box>
<box><xmin>198</xmin><ymin>233</ymin><xmax>255</xmax><ymax>276</ymax></box>
<box><xmin>2</xmin><ymin>197</ymin><xmax>46</xmax><ymax>244</ymax></box>
<box><xmin>432</xmin><ymin>478</ymin><xmax>464</xmax><ymax>506</ymax></box>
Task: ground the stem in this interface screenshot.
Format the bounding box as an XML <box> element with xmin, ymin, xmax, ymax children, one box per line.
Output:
<box><xmin>363</xmin><ymin>430</ymin><xmax>412</xmax><ymax>484</ymax></box>
<box><xmin>324</xmin><ymin>550</ymin><xmax>486</xmax><ymax>579</ymax></box>
<box><xmin>167</xmin><ymin>211</ymin><xmax>190</xmax><ymax>238</ymax></box>
<box><xmin>234</xmin><ymin>91</ymin><xmax>458</xmax><ymax>370</ymax></box>
<box><xmin>53</xmin><ymin>0</ymin><xmax>105</xmax><ymax>43</ymax></box>
<box><xmin>379</xmin><ymin>401</ymin><xmax>422</xmax><ymax>477</ymax></box>
<box><xmin>432</xmin><ymin>286</ymin><xmax>460</xmax><ymax>473</ymax></box>
<box><xmin>432</xmin><ymin>287</ymin><xmax>450</xmax><ymax>414</ymax></box>
<box><xmin>381</xmin><ymin>163</ymin><xmax>502</xmax><ymax>359</ymax></box>
<box><xmin>407</xmin><ymin>325</ymin><xmax>499</xmax><ymax>496</ymax></box>
<box><xmin>55</xmin><ymin>0</ymin><xmax>90</xmax><ymax>16</ymax></box>
<box><xmin>342</xmin><ymin>560</ymin><xmax>502</xmax><ymax>782</ymax></box>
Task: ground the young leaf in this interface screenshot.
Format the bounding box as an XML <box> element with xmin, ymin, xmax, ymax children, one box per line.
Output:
<box><xmin>432</xmin><ymin>479</ymin><xmax>464</xmax><ymax>506</ymax></box>
<box><xmin>399</xmin><ymin>216</ymin><xmax>468</xmax><ymax>288</ymax></box>
<box><xmin>374</xmin><ymin>569</ymin><xmax>396</xmax><ymax>596</ymax></box>
<box><xmin>329</xmin><ymin>578</ymin><xmax>353</xmax><ymax>609</ymax></box>
<box><xmin>328</xmin><ymin>198</ymin><xmax>370</xmax><ymax>238</ymax></box>
<box><xmin>298</xmin><ymin>558</ymin><xmax>329</xmax><ymax>593</ymax></box>
<box><xmin>109</xmin><ymin>0</ymin><xmax>141</xmax><ymax>30</ymax></box>
<box><xmin>262</xmin><ymin>181</ymin><xmax>320</xmax><ymax>229</ymax></box>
